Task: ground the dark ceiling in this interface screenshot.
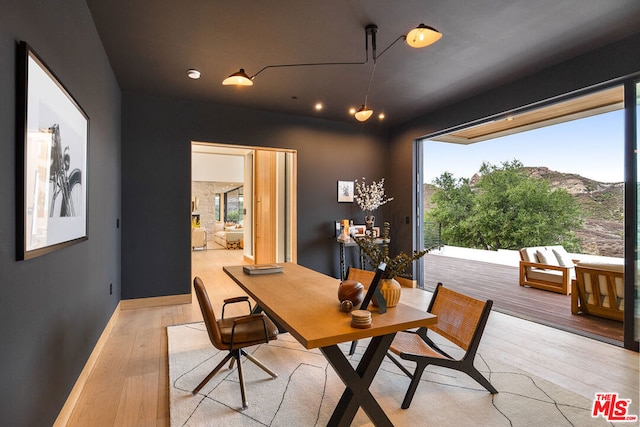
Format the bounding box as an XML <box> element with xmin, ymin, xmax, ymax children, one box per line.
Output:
<box><xmin>86</xmin><ymin>0</ymin><xmax>640</xmax><ymax>127</ymax></box>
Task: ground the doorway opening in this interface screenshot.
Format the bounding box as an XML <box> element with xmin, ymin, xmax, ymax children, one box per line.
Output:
<box><xmin>191</xmin><ymin>142</ymin><xmax>297</xmax><ymax>269</ymax></box>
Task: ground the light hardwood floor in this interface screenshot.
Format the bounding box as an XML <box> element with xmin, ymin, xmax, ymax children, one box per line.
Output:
<box><xmin>63</xmin><ymin>247</ymin><xmax>639</xmax><ymax>426</ymax></box>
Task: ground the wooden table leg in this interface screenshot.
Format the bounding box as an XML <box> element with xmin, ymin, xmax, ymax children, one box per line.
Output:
<box><xmin>321</xmin><ymin>333</ymin><xmax>396</xmax><ymax>427</ymax></box>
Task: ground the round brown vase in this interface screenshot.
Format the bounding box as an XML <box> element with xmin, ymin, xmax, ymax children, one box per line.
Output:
<box><xmin>372</xmin><ymin>278</ymin><xmax>401</xmax><ymax>307</ymax></box>
<box><xmin>338</xmin><ymin>280</ymin><xmax>365</xmax><ymax>306</ymax></box>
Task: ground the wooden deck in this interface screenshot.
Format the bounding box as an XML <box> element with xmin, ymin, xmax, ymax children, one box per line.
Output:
<box><xmin>423</xmin><ymin>253</ymin><xmax>624</xmax><ymax>345</ymax></box>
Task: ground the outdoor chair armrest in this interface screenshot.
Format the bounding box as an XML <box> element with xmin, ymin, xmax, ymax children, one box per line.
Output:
<box><xmin>520</xmin><ymin>260</ymin><xmax>571</xmax><ymax>272</ymax></box>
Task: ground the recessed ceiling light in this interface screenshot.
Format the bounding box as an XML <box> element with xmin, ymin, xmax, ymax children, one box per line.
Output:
<box><xmin>187</xmin><ymin>69</ymin><xmax>201</xmax><ymax>79</ymax></box>
<box><xmin>349</xmin><ymin>107</ymin><xmax>356</xmax><ymax>115</ymax></box>
<box><xmin>378</xmin><ymin>113</ymin><xmax>385</xmax><ymax>120</ymax></box>
<box><xmin>315</xmin><ymin>103</ymin><xmax>323</xmax><ymax>111</ymax></box>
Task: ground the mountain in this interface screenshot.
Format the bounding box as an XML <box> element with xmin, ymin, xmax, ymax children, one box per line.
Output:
<box><xmin>423</xmin><ymin>166</ymin><xmax>624</xmax><ymax>257</ymax></box>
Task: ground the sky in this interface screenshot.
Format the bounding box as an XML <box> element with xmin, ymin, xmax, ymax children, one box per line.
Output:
<box><xmin>423</xmin><ymin>109</ymin><xmax>624</xmax><ymax>184</ymax></box>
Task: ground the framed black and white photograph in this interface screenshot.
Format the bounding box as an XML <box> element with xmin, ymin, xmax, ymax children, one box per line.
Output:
<box><xmin>16</xmin><ymin>41</ymin><xmax>88</xmax><ymax>260</ymax></box>
<box><xmin>337</xmin><ymin>180</ymin><xmax>354</xmax><ymax>203</ymax></box>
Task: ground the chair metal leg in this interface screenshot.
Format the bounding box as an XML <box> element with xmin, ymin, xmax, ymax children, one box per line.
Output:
<box><xmin>235</xmin><ymin>352</ymin><xmax>249</xmax><ymax>409</ymax></box>
<box><xmin>348</xmin><ymin>340</ymin><xmax>358</xmax><ymax>355</ymax></box>
<box><xmin>242</xmin><ymin>350</ymin><xmax>278</xmax><ymax>378</ymax></box>
<box><xmin>192</xmin><ymin>352</ymin><xmax>234</xmax><ymax>395</ymax></box>
<box><xmin>401</xmin><ymin>363</ymin><xmax>428</xmax><ymax>409</ymax></box>
<box><xmin>466</xmin><ymin>365</ymin><xmax>498</xmax><ymax>394</ymax></box>
<box><xmin>385</xmin><ymin>352</ymin><xmax>414</xmax><ymax>378</ymax></box>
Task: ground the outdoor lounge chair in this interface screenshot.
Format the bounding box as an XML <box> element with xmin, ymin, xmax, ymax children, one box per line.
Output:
<box><xmin>572</xmin><ymin>262</ymin><xmax>624</xmax><ymax>321</ymax></box>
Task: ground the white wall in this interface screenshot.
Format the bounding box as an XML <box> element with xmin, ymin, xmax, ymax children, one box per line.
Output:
<box><xmin>192</xmin><ymin>152</ymin><xmax>244</xmax><ymax>182</ymax></box>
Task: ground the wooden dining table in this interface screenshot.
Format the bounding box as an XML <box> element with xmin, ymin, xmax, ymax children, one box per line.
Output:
<box><xmin>223</xmin><ymin>262</ymin><xmax>437</xmax><ymax>426</ymax></box>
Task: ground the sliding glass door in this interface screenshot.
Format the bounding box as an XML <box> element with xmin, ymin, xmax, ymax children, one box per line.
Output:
<box><xmin>634</xmin><ymin>81</ymin><xmax>640</xmax><ymax>346</ymax></box>
<box><xmin>418</xmin><ymin>81</ymin><xmax>640</xmax><ymax>350</ymax></box>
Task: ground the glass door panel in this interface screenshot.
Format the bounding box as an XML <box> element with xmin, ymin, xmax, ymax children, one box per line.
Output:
<box><xmin>633</xmin><ymin>83</ymin><xmax>640</xmax><ymax>341</ymax></box>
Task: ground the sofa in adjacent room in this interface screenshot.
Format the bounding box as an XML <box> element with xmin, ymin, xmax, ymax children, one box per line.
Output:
<box><xmin>212</xmin><ymin>221</ymin><xmax>244</xmax><ymax>249</ymax></box>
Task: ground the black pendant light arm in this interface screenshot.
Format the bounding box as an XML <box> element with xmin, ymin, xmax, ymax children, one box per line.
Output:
<box><xmin>250</xmin><ymin>56</ymin><xmax>368</xmax><ymax>80</ymax></box>
<box><xmin>240</xmin><ymin>24</ymin><xmax>413</xmax><ymax>81</ymax></box>
<box><xmin>375</xmin><ymin>35</ymin><xmax>406</xmax><ymax>60</ymax></box>
<box><xmin>249</xmin><ymin>30</ymin><xmax>373</xmax><ymax>80</ymax></box>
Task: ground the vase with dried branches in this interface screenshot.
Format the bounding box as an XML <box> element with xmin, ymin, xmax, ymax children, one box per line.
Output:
<box><xmin>354</xmin><ymin>177</ymin><xmax>393</xmax><ymax>232</ymax></box>
<box><xmin>352</xmin><ymin>222</ymin><xmax>434</xmax><ymax>307</ymax></box>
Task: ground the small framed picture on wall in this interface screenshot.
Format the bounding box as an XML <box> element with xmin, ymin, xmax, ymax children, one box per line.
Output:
<box><xmin>337</xmin><ymin>180</ymin><xmax>354</xmax><ymax>202</ymax></box>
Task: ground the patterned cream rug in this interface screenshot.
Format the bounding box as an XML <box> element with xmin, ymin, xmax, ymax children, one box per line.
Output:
<box><xmin>168</xmin><ymin>322</ymin><xmax>610</xmax><ymax>427</ymax></box>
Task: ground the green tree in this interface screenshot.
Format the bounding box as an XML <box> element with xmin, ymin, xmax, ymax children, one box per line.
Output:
<box><xmin>427</xmin><ymin>172</ymin><xmax>475</xmax><ymax>246</ymax></box>
<box><xmin>426</xmin><ymin>160</ymin><xmax>582</xmax><ymax>251</ymax></box>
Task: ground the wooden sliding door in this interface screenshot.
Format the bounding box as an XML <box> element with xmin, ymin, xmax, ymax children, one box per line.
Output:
<box><xmin>254</xmin><ymin>150</ymin><xmax>278</xmax><ymax>264</ymax></box>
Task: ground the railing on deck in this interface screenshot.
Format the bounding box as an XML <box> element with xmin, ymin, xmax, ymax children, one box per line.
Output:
<box><xmin>424</xmin><ymin>221</ymin><xmax>442</xmax><ymax>249</ymax></box>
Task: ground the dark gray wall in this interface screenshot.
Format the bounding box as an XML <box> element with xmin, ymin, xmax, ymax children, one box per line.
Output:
<box><xmin>121</xmin><ymin>94</ymin><xmax>387</xmax><ymax>299</ymax></box>
<box><xmin>2</xmin><ymin>1</ymin><xmax>638</xmax><ymax>424</ymax></box>
<box><xmin>0</xmin><ymin>1</ymin><xmax>121</xmax><ymax>425</ymax></box>
<box><xmin>387</xmin><ymin>33</ymin><xmax>640</xmax><ymax>270</ymax></box>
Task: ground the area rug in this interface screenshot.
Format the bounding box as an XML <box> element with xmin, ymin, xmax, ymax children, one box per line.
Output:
<box><xmin>168</xmin><ymin>322</ymin><xmax>610</xmax><ymax>427</ymax></box>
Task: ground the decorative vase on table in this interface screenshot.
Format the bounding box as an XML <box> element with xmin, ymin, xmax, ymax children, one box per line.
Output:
<box><xmin>355</xmin><ymin>177</ymin><xmax>391</xmax><ymax>234</ymax></box>
<box><xmin>338</xmin><ymin>280</ymin><xmax>365</xmax><ymax>306</ymax></box>
<box><xmin>372</xmin><ymin>278</ymin><xmax>401</xmax><ymax>308</ymax></box>
<box><xmin>365</xmin><ymin>215</ymin><xmax>375</xmax><ymax>231</ymax></box>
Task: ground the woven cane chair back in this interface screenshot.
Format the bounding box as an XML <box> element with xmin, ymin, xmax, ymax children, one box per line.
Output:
<box><xmin>428</xmin><ymin>286</ymin><xmax>486</xmax><ymax>351</ymax></box>
<box><xmin>346</xmin><ymin>267</ymin><xmax>376</xmax><ymax>288</ymax></box>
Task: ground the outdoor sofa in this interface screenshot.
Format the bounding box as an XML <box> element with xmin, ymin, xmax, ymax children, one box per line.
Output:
<box><xmin>519</xmin><ymin>245</ymin><xmax>576</xmax><ymax>295</ymax></box>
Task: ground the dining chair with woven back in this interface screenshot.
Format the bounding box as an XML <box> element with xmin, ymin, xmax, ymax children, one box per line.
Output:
<box><xmin>192</xmin><ymin>276</ymin><xmax>279</xmax><ymax>409</ymax></box>
<box><xmin>386</xmin><ymin>282</ymin><xmax>498</xmax><ymax>409</ymax></box>
<box><xmin>344</xmin><ymin>266</ymin><xmax>385</xmax><ymax>355</ymax></box>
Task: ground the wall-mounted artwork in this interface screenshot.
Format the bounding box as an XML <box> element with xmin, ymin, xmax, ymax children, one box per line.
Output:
<box><xmin>337</xmin><ymin>180</ymin><xmax>354</xmax><ymax>202</ymax></box>
<box><xmin>16</xmin><ymin>41</ymin><xmax>89</xmax><ymax>260</ymax></box>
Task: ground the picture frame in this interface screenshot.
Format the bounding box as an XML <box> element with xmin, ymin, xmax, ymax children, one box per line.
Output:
<box><xmin>16</xmin><ymin>41</ymin><xmax>89</xmax><ymax>260</ymax></box>
<box><xmin>349</xmin><ymin>225</ymin><xmax>366</xmax><ymax>236</ymax></box>
<box><xmin>337</xmin><ymin>180</ymin><xmax>354</xmax><ymax>203</ymax></box>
